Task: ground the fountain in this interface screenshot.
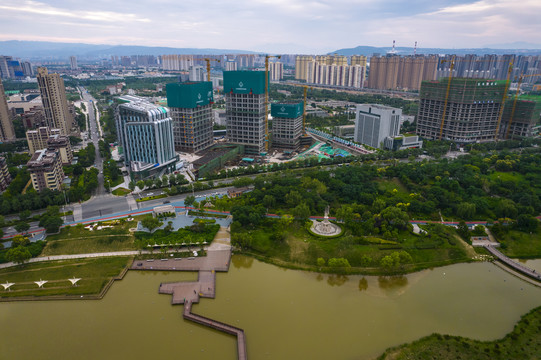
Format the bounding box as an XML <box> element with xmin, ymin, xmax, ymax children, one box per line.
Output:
<box><xmin>310</xmin><ymin>206</ymin><xmax>342</xmax><ymax>237</ymax></box>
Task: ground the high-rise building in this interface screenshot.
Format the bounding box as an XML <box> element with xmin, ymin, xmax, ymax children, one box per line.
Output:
<box><xmin>500</xmin><ymin>96</ymin><xmax>541</xmax><ymax>139</ymax></box>
<box><xmin>351</xmin><ymin>55</ymin><xmax>367</xmax><ymax>67</ymax></box>
<box><xmin>36</xmin><ymin>67</ymin><xmax>73</xmax><ymax>135</ymax></box>
<box><xmin>295</xmin><ymin>55</ymin><xmax>313</xmax><ymax>81</ymax></box>
<box><xmin>0</xmin><ymin>78</ymin><xmax>15</xmax><ymax>141</ymax></box>
<box><xmin>27</xmin><ymin>148</ymin><xmax>65</xmax><ymax>192</ymax></box>
<box><xmin>166</xmin><ymin>81</ymin><xmax>214</xmax><ymax>153</ymax></box>
<box><xmin>0</xmin><ymin>156</ymin><xmax>12</xmax><ymax>191</ymax></box>
<box><xmin>368</xmin><ymin>55</ymin><xmax>438</xmax><ymax>91</ymax></box>
<box><xmin>21</xmin><ymin>61</ymin><xmax>33</xmax><ymax>76</ymax></box>
<box><xmin>69</xmin><ymin>56</ymin><xmax>78</xmax><ymax>70</ymax></box>
<box><xmin>115</xmin><ymin>96</ymin><xmax>178</xmax><ymax>179</ymax></box>
<box><xmin>416</xmin><ymin>78</ymin><xmax>506</xmax><ymax>142</ymax></box>
<box><xmin>225</xmin><ymin>60</ymin><xmax>238</xmax><ymax>71</ymax></box>
<box><xmin>0</xmin><ymin>56</ymin><xmax>24</xmax><ymax>79</ymax></box>
<box><xmin>354</xmin><ymin>104</ymin><xmax>402</xmax><ymax>149</ymax></box>
<box><xmin>26</xmin><ymin>126</ymin><xmax>52</xmax><ymax>154</ymax></box>
<box><xmin>269</xmin><ymin>61</ymin><xmax>283</xmax><ymax>81</ymax></box>
<box><xmin>47</xmin><ymin>134</ymin><xmax>73</xmax><ymax>165</ymax></box>
<box><xmin>189</xmin><ymin>66</ymin><xmax>205</xmax><ymax>82</ymax></box>
<box><xmin>271</xmin><ymin>101</ymin><xmax>303</xmax><ymax>151</ymax></box>
<box><xmin>224</xmin><ymin>71</ymin><xmax>267</xmax><ymax>155</ymax></box>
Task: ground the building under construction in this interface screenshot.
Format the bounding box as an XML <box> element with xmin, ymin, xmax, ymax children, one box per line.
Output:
<box><xmin>500</xmin><ymin>95</ymin><xmax>541</xmax><ymax>139</ymax></box>
<box><xmin>224</xmin><ymin>71</ymin><xmax>267</xmax><ymax>155</ymax></box>
<box><xmin>166</xmin><ymin>81</ymin><xmax>214</xmax><ymax>153</ymax></box>
<box><xmin>271</xmin><ymin>101</ymin><xmax>303</xmax><ymax>151</ymax></box>
<box><xmin>416</xmin><ymin>78</ymin><xmax>507</xmax><ymax>142</ymax></box>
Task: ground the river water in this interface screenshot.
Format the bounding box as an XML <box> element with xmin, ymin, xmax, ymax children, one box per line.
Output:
<box><xmin>1</xmin><ymin>257</ymin><xmax>541</xmax><ymax>360</ymax></box>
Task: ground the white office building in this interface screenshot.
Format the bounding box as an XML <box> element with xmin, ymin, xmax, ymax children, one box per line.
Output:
<box><xmin>354</xmin><ymin>104</ymin><xmax>401</xmax><ymax>149</ymax></box>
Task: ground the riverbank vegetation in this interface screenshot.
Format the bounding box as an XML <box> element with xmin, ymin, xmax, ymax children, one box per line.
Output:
<box><xmin>225</xmin><ymin>150</ymin><xmax>541</xmax><ymax>273</ymax></box>
<box><xmin>377</xmin><ymin>305</ymin><xmax>541</xmax><ymax>359</ymax></box>
<box><xmin>0</xmin><ymin>257</ymin><xmax>131</xmax><ymax>299</ymax></box>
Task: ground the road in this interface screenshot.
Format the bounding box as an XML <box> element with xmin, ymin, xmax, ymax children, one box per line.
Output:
<box><xmin>78</xmin><ymin>87</ymin><xmax>106</xmax><ymax>196</ymax></box>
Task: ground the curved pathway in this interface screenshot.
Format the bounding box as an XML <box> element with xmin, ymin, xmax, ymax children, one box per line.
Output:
<box><xmin>484</xmin><ymin>245</ymin><xmax>541</xmax><ymax>282</ymax></box>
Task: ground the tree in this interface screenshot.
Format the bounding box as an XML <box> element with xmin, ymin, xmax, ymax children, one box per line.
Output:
<box><xmin>262</xmin><ymin>194</ymin><xmax>276</xmax><ymax>209</ymax></box>
<box><xmin>15</xmin><ymin>222</ymin><xmax>30</xmax><ymax>233</ymax></box>
<box><xmin>327</xmin><ymin>258</ymin><xmax>351</xmax><ymax>268</ymax></box>
<box><xmin>128</xmin><ymin>181</ymin><xmax>136</xmax><ymax>191</ymax></box>
<box><xmin>11</xmin><ymin>235</ymin><xmax>29</xmax><ymax>247</ymax></box>
<box><xmin>457</xmin><ymin>202</ymin><xmax>476</xmax><ymax>220</ymax></box>
<box><xmin>141</xmin><ymin>216</ymin><xmax>162</xmax><ymax>232</ymax></box>
<box><xmin>136</xmin><ymin>180</ymin><xmax>145</xmax><ymax>190</ymax></box>
<box><xmin>292</xmin><ymin>202</ymin><xmax>311</xmax><ymax>222</ymax></box>
<box><xmin>457</xmin><ymin>221</ymin><xmax>470</xmax><ymax>240</ymax></box>
<box><xmin>517</xmin><ymin>214</ymin><xmax>539</xmax><ymax>233</ymax></box>
<box><xmin>6</xmin><ymin>246</ymin><xmax>32</xmax><ymax>264</ymax></box>
<box><xmin>41</xmin><ymin>216</ymin><xmax>63</xmax><ymax>233</ymax></box>
<box><xmin>317</xmin><ymin>257</ymin><xmax>326</xmax><ymax>267</ymax></box>
<box><xmin>184</xmin><ymin>195</ymin><xmax>196</xmax><ymax>207</ymax></box>
<box><xmin>19</xmin><ymin>210</ymin><xmax>31</xmax><ymax>222</ymax></box>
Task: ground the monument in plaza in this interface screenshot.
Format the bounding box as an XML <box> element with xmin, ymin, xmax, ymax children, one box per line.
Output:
<box><xmin>310</xmin><ymin>206</ymin><xmax>342</xmax><ymax>237</ymax></box>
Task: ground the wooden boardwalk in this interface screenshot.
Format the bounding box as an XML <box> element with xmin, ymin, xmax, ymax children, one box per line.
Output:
<box><xmin>140</xmin><ymin>227</ymin><xmax>247</xmax><ymax>359</ymax></box>
<box><xmin>184</xmin><ymin>301</ymin><xmax>247</xmax><ymax>360</ymax></box>
<box><xmin>485</xmin><ymin>245</ymin><xmax>541</xmax><ymax>282</ymax></box>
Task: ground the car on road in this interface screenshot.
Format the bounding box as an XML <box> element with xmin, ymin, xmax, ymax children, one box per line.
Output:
<box><xmin>163</xmin><ymin>200</ymin><xmax>170</xmax><ymax>204</ymax></box>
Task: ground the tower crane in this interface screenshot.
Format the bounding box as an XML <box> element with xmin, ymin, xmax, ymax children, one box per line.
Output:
<box><xmin>505</xmin><ymin>73</ymin><xmax>541</xmax><ymax>139</ymax></box>
<box><xmin>300</xmin><ymin>85</ymin><xmax>312</xmax><ymax>135</ymax></box>
<box><xmin>203</xmin><ymin>58</ymin><xmax>221</xmax><ymax>83</ymax></box>
<box><xmin>265</xmin><ymin>54</ymin><xmax>281</xmax><ymax>152</ymax></box>
<box><xmin>438</xmin><ymin>55</ymin><xmax>455</xmax><ymax>140</ymax></box>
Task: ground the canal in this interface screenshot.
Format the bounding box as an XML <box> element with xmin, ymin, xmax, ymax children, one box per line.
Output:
<box><xmin>1</xmin><ymin>256</ymin><xmax>541</xmax><ymax>360</ymax></box>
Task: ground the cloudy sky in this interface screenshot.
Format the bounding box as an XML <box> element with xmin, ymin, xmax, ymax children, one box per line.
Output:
<box><xmin>0</xmin><ymin>0</ymin><xmax>539</xmax><ymax>53</ymax></box>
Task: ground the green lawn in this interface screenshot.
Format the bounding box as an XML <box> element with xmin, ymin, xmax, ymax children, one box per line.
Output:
<box><xmin>495</xmin><ymin>229</ymin><xmax>541</xmax><ymax>258</ymax></box>
<box><xmin>112</xmin><ymin>187</ymin><xmax>131</xmax><ymax>196</ymax></box>
<box><xmin>0</xmin><ymin>257</ymin><xmax>131</xmax><ymax>298</ymax></box>
<box><xmin>488</xmin><ymin>171</ymin><xmax>525</xmax><ymax>183</ymax></box>
<box><xmin>378</xmin><ymin>306</ymin><xmax>541</xmax><ymax>360</ymax></box>
<box><xmin>42</xmin><ymin>220</ymin><xmax>138</xmax><ymax>255</ymax></box>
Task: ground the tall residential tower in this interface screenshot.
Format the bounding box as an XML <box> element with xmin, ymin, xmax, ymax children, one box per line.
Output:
<box><xmin>0</xmin><ymin>78</ymin><xmax>15</xmax><ymax>141</ymax></box>
<box><xmin>166</xmin><ymin>81</ymin><xmax>214</xmax><ymax>153</ymax></box>
<box><xmin>36</xmin><ymin>67</ymin><xmax>73</xmax><ymax>135</ymax></box>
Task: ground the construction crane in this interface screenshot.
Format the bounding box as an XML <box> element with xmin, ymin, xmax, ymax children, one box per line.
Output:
<box><xmin>203</xmin><ymin>58</ymin><xmax>221</xmax><ymax>82</ymax></box>
<box><xmin>438</xmin><ymin>55</ymin><xmax>455</xmax><ymax>140</ymax></box>
<box><xmin>265</xmin><ymin>54</ymin><xmax>281</xmax><ymax>152</ymax></box>
<box><xmin>300</xmin><ymin>85</ymin><xmax>312</xmax><ymax>135</ymax></box>
<box><xmin>505</xmin><ymin>73</ymin><xmax>541</xmax><ymax>139</ymax></box>
<box><xmin>493</xmin><ymin>62</ymin><xmax>514</xmax><ymax>140</ymax></box>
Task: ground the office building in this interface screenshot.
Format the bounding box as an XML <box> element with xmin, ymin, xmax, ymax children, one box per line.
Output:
<box><xmin>47</xmin><ymin>134</ymin><xmax>73</xmax><ymax>165</ymax></box>
<box><xmin>115</xmin><ymin>96</ymin><xmax>178</xmax><ymax>179</ymax></box>
<box><xmin>36</xmin><ymin>67</ymin><xmax>74</xmax><ymax>135</ymax></box>
<box><xmin>500</xmin><ymin>96</ymin><xmax>541</xmax><ymax>139</ymax></box>
<box><xmin>0</xmin><ymin>156</ymin><xmax>12</xmax><ymax>191</ymax></box>
<box><xmin>354</xmin><ymin>104</ymin><xmax>402</xmax><ymax>149</ymax></box>
<box><xmin>416</xmin><ymin>78</ymin><xmax>506</xmax><ymax>142</ymax></box>
<box><xmin>0</xmin><ymin>78</ymin><xmax>15</xmax><ymax>141</ymax></box>
<box><xmin>189</xmin><ymin>66</ymin><xmax>205</xmax><ymax>82</ymax></box>
<box><xmin>271</xmin><ymin>101</ymin><xmax>303</xmax><ymax>151</ymax></box>
<box><xmin>224</xmin><ymin>71</ymin><xmax>267</xmax><ymax>155</ymax></box>
<box><xmin>166</xmin><ymin>81</ymin><xmax>214</xmax><ymax>153</ymax></box>
<box><xmin>0</xmin><ymin>56</ymin><xmax>24</xmax><ymax>79</ymax></box>
<box><xmin>69</xmin><ymin>56</ymin><xmax>78</xmax><ymax>70</ymax></box>
<box><xmin>27</xmin><ymin>149</ymin><xmax>65</xmax><ymax>192</ymax></box>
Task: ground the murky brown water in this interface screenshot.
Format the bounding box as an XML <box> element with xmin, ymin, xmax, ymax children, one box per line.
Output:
<box><xmin>1</xmin><ymin>256</ymin><xmax>541</xmax><ymax>360</ymax></box>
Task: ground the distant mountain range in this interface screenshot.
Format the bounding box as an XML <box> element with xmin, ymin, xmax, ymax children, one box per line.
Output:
<box><xmin>2</xmin><ymin>40</ymin><xmax>541</xmax><ymax>60</ymax></box>
<box><xmin>330</xmin><ymin>45</ymin><xmax>541</xmax><ymax>57</ymax></box>
<box><xmin>0</xmin><ymin>40</ymin><xmax>257</xmax><ymax>59</ymax></box>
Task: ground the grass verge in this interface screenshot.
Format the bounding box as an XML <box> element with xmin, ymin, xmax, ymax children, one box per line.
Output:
<box><xmin>0</xmin><ymin>257</ymin><xmax>131</xmax><ymax>299</ymax></box>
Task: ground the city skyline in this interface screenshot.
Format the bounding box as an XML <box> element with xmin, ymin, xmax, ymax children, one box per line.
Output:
<box><xmin>0</xmin><ymin>0</ymin><xmax>540</xmax><ymax>54</ymax></box>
